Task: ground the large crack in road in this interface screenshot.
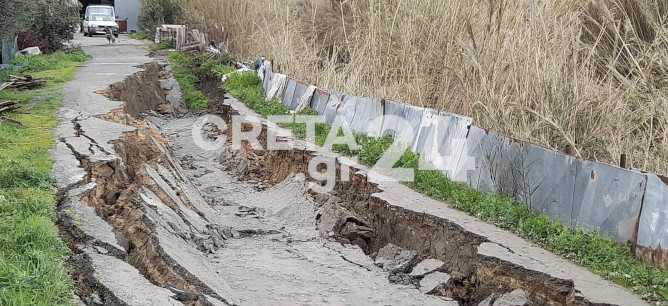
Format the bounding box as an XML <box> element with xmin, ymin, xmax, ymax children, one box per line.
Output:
<box><xmin>53</xmin><ymin>41</ymin><xmax>647</xmax><ymax>305</ymax></box>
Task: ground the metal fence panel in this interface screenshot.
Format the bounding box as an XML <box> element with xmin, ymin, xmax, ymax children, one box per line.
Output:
<box><xmin>380</xmin><ymin>100</ymin><xmax>405</xmax><ymax>138</ymax></box>
<box><xmin>453</xmin><ymin>126</ymin><xmax>495</xmax><ymax>193</ymax></box>
<box><xmin>413</xmin><ymin>108</ymin><xmax>439</xmax><ymax>154</ymax></box>
<box><xmin>312</xmin><ymin>89</ymin><xmax>330</xmax><ymax>115</ymax></box>
<box><xmin>336</xmin><ymin>95</ymin><xmax>358</xmax><ymax>128</ymax></box>
<box><xmin>636</xmin><ymin>174</ymin><xmax>668</xmax><ymax>268</ymax></box>
<box><xmin>398</xmin><ymin>105</ymin><xmax>425</xmax><ymax>147</ymax></box>
<box><xmin>324</xmin><ymin>91</ymin><xmax>342</xmax><ymax>125</ymax></box>
<box><xmin>520</xmin><ymin>143</ymin><xmax>578</xmax><ymax>226</ymax></box>
<box><xmin>262</xmin><ymin>65</ymin><xmax>273</xmax><ymax>94</ymax></box>
<box><xmin>282</xmin><ymin>78</ymin><xmax>297</xmax><ymax>107</ymax></box>
<box><xmin>432</xmin><ymin>112</ymin><xmax>473</xmax><ymax>179</ymax></box>
<box><xmin>478</xmin><ymin>131</ymin><xmax>525</xmax><ymax>198</ymax></box>
<box><xmin>572</xmin><ymin>161</ymin><xmax>646</xmax><ymax>242</ymax></box>
<box><xmin>350</xmin><ymin>97</ymin><xmax>384</xmax><ymax>135</ymax></box>
<box><xmin>290</xmin><ymin>81</ymin><xmax>309</xmax><ymax>110</ymax></box>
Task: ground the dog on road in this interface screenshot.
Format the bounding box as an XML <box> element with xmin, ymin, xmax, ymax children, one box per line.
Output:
<box><xmin>105</xmin><ymin>28</ymin><xmax>116</xmax><ymax>44</ymax></box>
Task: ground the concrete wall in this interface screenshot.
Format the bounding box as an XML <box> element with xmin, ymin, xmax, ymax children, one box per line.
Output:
<box><xmin>257</xmin><ymin>62</ymin><xmax>668</xmax><ymax>268</ymax></box>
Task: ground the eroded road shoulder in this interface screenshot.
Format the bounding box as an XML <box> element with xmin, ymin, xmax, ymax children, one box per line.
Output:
<box><xmin>54</xmin><ymin>42</ymin><xmax>646</xmax><ymax>305</ymax></box>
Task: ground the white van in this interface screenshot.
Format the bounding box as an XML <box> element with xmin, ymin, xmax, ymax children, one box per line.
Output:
<box><xmin>83</xmin><ymin>5</ymin><xmax>119</xmax><ymax>37</ymax></box>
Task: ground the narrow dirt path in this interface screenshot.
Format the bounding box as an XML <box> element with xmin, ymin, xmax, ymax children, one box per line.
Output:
<box><xmin>53</xmin><ymin>39</ymin><xmax>647</xmax><ymax>305</ymax></box>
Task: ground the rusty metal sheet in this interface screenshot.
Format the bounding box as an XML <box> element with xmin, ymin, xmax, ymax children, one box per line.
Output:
<box><xmin>323</xmin><ymin>91</ymin><xmax>342</xmax><ymax>125</ymax></box>
<box><xmin>635</xmin><ymin>174</ymin><xmax>668</xmax><ymax>267</ymax></box>
<box><xmin>336</xmin><ymin>95</ymin><xmax>358</xmax><ymax>128</ymax></box>
<box><xmin>290</xmin><ymin>81</ymin><xmax>309</xmax><ymax>110</ymax></box>
<box><xmin>380</xmin><ymin>100</ymin><xmax>405</xmax><ymax>138</ymax></box>
<box><xmin>350</xmin><ymin>98</ymin><xmax>384</xmax><ymax>135</ymax></box>
<box><xmin>311</xmin><ymin>88</ymin><xmax>330</xmax><ymax>115</ymax></box>
<box><xmin>571</xmin><ymin>161</ymin><xmax>646</xmax><ymax>242</ymax></box>
<box><xmin>281</xmin><ymin>78</ymin><xmax>297</xmax><ymax>107</ymax></box>
<box><xmin>519</xmin><ymin>143</ymin><xmax>578</xmax><ymax>226</ymax></box>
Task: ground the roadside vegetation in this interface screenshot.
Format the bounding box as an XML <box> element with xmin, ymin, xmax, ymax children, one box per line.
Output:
<box><xmin>0</xmin><ymin>50</ymin><xmax>90</xmax><ymax>305</ymax></box>
<box><xmin>167</xmin><ymin>52</ymin><xmax>210</xmax><ymax>110</ymax></box>
<box><xmin>215</xmin><ymin>65</ymin><xmax>668</xmax><ymax>302</ymax></box>
<box><xmin>182</xmin><ymin>0</ymin><xmax>668</xmax><ymax>176</ymax></box>
<box><xmin>151</xmin><ymin>39</ymin><xmax>174</xmax><ymax>51</ymax></box>
<box><xmin>129</xmin><ymin>32</ymin><xmax>148</xmax><ymax>40</ymax></box>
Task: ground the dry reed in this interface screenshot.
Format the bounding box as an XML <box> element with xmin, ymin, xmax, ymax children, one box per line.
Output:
<box><xmin>180</xmin><ymin>0</ymin><xmax>668</xmax><ymax>174</ymax></box>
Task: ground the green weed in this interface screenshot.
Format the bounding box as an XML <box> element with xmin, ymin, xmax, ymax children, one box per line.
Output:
<box><xmin>167</xmin><ymin>52</ymin><xmax>209</xmax><ymax>110</ymax></box>
<box><xmin>128</xmin><ymin>31</ymin><xmax>148</xmax><ymax>40</ymax></box>
<box><xmin>151</xmin><ymin>39</ymin><xmax>174</xmax><ymax>51</ymax></box>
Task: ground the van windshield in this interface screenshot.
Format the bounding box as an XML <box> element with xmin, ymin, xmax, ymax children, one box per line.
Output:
<box><xmin>90</xmin><ymin>14</ymin><xmax>113</xmax><ymax>22</ymax></box>
<box><xmin>87</xmin><ymin>7</ymin><xmax>114</xmax><ymax>16</ymax></box>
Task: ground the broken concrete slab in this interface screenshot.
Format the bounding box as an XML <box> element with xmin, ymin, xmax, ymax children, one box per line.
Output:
<box><xmin>51</xmin><ymin>141</ymin><xmax>87</xmax><ymax>190</ymax></box>
<box><xmin>59</xmin><ymin>183</ymin><xmax>127</xmax><ymax>258</ymax></box>
<box><xmin>370</xmin><ymin>180</ymin><xmax>646</xmax><ymax>305</ymax></box>
<box><xmin>493</xmin><ymin>289</ymin><xmax>532</xmax><ymax>306</ymax></box>
<box><xmin>410</xmin><ymin>258</ymin><xmax>446</xmax><ymax>277</ymax></box>
<box><xmin>77</xmin><ymin>116</ymin><xmax>136</xmax><ymax>153</ymax></box>
<box><xmin>374</xmin><ymin>243</ymin><xmax>418</xmax><ymax>273</ymax></box>
<box><xmin>419</xmin><ymin>271</ymin><xmax>452</xmax><ymax>294</ymax></box>
<box><xmin>88</xmin><ymin>252</ymin><xmax>181</xmax><ymax>305</ymax></box>
<box><xmin>63</xmin><ymin>136</ymin><xmax>117</xmax><ymax>164</ymax></box>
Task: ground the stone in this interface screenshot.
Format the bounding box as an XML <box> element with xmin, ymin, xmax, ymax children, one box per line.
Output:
<box><xmin>419</xmin><ymin>271</ymin><xmax>452</xmax><ymax>294</ymax></box>
<box><xmin>410</xmin><ymin>258</ymin><xmax>446</xmax><ymax>277</ymax></box>
<box><xmin>94</xmin><ymin>246</ymin><xmax>109</xmax><ymax>254</ymax></box>
<box><xmin>493</xmin><ymin>289</ymin><xmax>532</xmax><ymax>306</ymax></box>
<box><xmin>374</xmin><ymin>243</ymin><xmax>418</xmax><ymax>273</ymax></box>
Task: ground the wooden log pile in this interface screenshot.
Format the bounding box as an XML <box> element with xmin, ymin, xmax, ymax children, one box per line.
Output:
<box><xmin>0</xmin><ymin>100</ymin><xmax>24</xmax><ymax>125</ymax></box>
<box><xmin>155</xmin><ymin>25</ymin><xmax>208</xmax><ymax>52</ymax></box>
<box><xmin>178</xmin><ymin>29</ymin><xmax>208</xmax><ymax>52</ymax></box>
<box><xmin>5</xmin><ymin>75</ymin><xmax>46</xmax><ymax>90</ymax></box>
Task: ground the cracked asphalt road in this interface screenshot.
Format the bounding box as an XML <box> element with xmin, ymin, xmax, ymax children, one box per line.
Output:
<box><xmin>52</xmin><ymin>36</ymin><xmax>648</xmax><ymax>306</ymax></box>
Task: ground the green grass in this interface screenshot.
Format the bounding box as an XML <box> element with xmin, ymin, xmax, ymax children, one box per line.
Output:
<box><xmin>0</xmin><ymin>50</ymin><xmax>89</xmax><ymax>305</ymax></box>
<box><xmin>12</xmin><ymin>50</ymin><xmax>90</xmax><ymax>73</ymax></box>
<box><xmin>151</xmin><ymin>39</ymin><xmax>174</xmax><ymax>51</ymax></box>
<box><xmin>220</xmin><ymin>68</ymin><xmax>668</xmax><ymax>303</ymax></box>
<box><xmin>167</xmin><ymin>52</ymin><xmax>209</xmax><ymax>110</ymax></box>
<box><xmin>128</xmin><ymin>32</ymin><xmax>147</xmax><ymax>40</ymax></box>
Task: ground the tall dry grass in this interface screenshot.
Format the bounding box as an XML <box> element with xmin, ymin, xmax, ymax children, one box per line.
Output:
<box><xmin>181</xmin><ymin>0</ymin><xmax>668</xmax><ymax>174</ymax></box>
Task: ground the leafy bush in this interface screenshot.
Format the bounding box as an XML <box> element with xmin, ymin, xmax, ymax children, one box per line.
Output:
<box><xmin>0</xmin><ymin>0</ymin><xmax>78</xmax><ymax>53</ymax></box>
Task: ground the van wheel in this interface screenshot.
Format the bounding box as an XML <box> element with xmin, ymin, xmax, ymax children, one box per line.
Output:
<box><xmin>114</xmin><ymin>33</ymin><xmax>119</xmax><ymax>38</ymax></box>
